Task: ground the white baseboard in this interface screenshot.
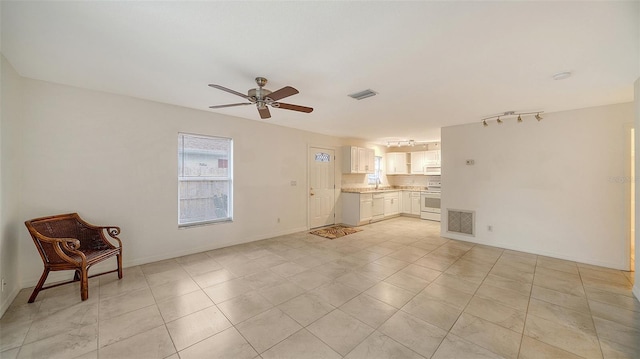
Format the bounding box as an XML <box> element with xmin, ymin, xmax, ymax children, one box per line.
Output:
<box><xmin>441</xmin><ymin>232</ymin><xmax>628</xmax><ymax>270</ymax></box>
<box><xmin>21</xmin><ymin>226</ymin><xmax>309</xmax><ymax>288</ymax></box>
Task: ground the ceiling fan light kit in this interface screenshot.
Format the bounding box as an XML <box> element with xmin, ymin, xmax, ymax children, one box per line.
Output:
<box><xmin>481</xmin><ymin>111</ymin><xmax>544</xmax><ymax>127</ymax></box>
<box><xmin>208</xmin><ymin>77</ymin><xmax>313</xmax><ymax>119</ymax></box>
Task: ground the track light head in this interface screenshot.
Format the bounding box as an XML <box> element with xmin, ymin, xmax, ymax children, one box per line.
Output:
<box><xmin>535</xmin><ymin>113</ymin><xmax>543</xmax><ymax>121</ymax></box>
<box><xmin>496</xmin><ymin>117</ymin><xmax>503</xmax><ymax>124</ymax></box>
<box><xmin>517</xmin><ymin>115</ymin><xmax>522</xmax><ymax>123</ymax></box>
<box><xmin>483</xmin><ymin>120</ymin><xmax>488</xmax><ymax>127</ymax></box>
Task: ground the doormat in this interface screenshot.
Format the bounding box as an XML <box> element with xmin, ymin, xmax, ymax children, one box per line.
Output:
<box><xmin>310</xmin><ymin>225</ymin><xmax>362</xmax><ymax>239</ymax></box>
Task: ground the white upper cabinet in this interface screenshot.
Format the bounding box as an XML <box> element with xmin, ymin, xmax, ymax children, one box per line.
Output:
<box><xmin>360</xmin><ymin>147</ymin><xmax>375</xmax><ymax>173</ymax></box>
<box><xmin>342</xmin><ymin>146</ymin><xmax>374</xmax><ymax>174</ymax></box>
<box><xmin>411</xmin><ymin>150</ymin><xmax>441</xmax><ymax>174</ymax></box>
<box><xmin>425</xmin><ymin>150</ymin><xmax>440</xmax><ymax>167</ymax></box>
<box><xmin>386</xmin><ymin>152</ymin><xmax>408</xmax><ymax>175</ymax></box>
<box><xmin>410</xmin><ymin>151</ymin><xmax>426</xmax><ymax>174</ymax></box>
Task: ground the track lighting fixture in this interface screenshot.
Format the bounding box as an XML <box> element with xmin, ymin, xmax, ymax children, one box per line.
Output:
<box><xmin>481</xmin><ymin>111</ymin><xmax>544</xmax><ymax>127</ymax></box>
<box><xmin>386</xmin><ymin>139</ymin><xmax>432</xmax><ymax>147</ymax></box>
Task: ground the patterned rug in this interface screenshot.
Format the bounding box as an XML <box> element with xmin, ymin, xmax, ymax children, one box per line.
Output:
<box><xmin>310</xmin><ymin>225</ymin><xmax>362</xmax><ymax>239</ymax></box>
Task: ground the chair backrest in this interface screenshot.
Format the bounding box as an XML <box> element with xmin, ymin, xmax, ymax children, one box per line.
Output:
<box><xmin>25</xmin><ymin>213</ymin><xmax>107</xmax><ymax>264</ymax></box>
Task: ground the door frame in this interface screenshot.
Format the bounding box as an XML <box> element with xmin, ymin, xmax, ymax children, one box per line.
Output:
<box><xmin>626</xmin><ymin>123</ymin><xmax>635</xmax><ymax>272</ymax></box>
<box><xmin>307</xmin><ymin>144</ymin><xmax>338</xmax><ymax>229</ymax></box>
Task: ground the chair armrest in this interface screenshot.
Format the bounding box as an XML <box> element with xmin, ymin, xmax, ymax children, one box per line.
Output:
<box><xmin>101</xmin><ymin>226</ymin><xmax>122</xmax><ymax>247</ymax></box>
<box><xmin>32</xmin><ymin>234</ymin><xmax>85</xmax><ymax>264</ymax></box>
<box><xmin>74</xmin><ymin>216</ymin><xmax>123</xmax><ymax>248</ymax></box>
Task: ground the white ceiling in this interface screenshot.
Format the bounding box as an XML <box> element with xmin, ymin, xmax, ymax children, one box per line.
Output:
<box><xmin>2</xmin><ymin>1</ymin><xmax>638</xmax><ymax>143</ymax></box>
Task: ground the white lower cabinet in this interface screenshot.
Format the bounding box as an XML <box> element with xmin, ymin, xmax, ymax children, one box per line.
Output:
<box><xmin>342</xmin><ymin>191</ymin><xmax>401</xmax><ymax>226</ymax></box>
<box><xmin>342</xmin><ymin>192</ymin><xmax>373</xmax><ymax>226</ymax></box>
<box><xmin>401</xmin><ymin>191</ymin><xmax>421</xmax><ymax>216</ymax></box>
<box><xmin>401</xmin><ymin>191</ymin><xmax>411</xmax><ymax>214</ymax></box>
<box><xmin>383</xmin><ymin>191</ymin><xmax>400</xmax><ymax>218</ymax></box>
<box><xmin>360</xmin><ymin>194</ymin><xmax>373</xmax><ymax>222</ymax></box>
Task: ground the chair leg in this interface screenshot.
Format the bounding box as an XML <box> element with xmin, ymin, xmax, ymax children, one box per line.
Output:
<box><xmin>29</xmin><ymin>268</ymin><xmax>50</xmax><ymax>303</ymax></box>
<box><xmin>80</xmin><ymin>267</ymin><xmax>89</xmax><ymax>301</ymax></box>
<box><xmin>117</xmin><ymin>253</ymin><xmax>123</xmax><ymax>279</ymax></box>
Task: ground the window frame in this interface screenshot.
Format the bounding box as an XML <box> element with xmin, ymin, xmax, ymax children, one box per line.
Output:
<box><xmin>178</xmin><ymin>132</ymin><xmax>233</xmax><ymax>227</ymax></box>
<box><xmin>367</xmin><ymin>156</ymin><xmax>382</xmax><ymax>185</ymax></box>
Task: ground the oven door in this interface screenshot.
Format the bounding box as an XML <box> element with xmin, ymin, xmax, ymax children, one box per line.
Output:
<box><xmin>421</xmin><ymin>193</ymin><xmax>441</xmax><ymax>213</ymax></box>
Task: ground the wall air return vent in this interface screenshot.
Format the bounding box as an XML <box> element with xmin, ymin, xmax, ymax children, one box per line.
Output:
<box><xmin>348</xmin><ymin>89</ymin><xmax>378</xmax><ymax>100</ymax></box>
<box><xmin>447</xmin><ymin>209</ymin><xmax>475</xmax><ymax>236</ymax></box>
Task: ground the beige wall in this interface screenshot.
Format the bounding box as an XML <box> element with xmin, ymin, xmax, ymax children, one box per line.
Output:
<box><xmin>0</xmin><ymin>55</ymin><xmax>23</xmax><ymax>314</ymax></box>
<box><xmin>442</xmin><ymin>103</ymin><xmax>634</xmax><ymax>269</ymax></box>
<box><xmin>12</xmin><ymin>75</ymin><xmax>344</xmax><ymax>292</ymax></box>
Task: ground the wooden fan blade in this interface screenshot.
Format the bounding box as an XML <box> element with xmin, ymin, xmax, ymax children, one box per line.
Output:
<box><xmin>208</xmin><ymin>84</ymin><xmax>251</xmax><ymax>100</ymax></box>
<box><xmin>258</xmin><ymin>106</ymin><xmax>271</xmax><ymax>119</ymax></box>
<box><xmin>277</xmin><ymin>103</ymin><xmax>314</xmax><ymax>113</ymax></box>
<box><xmin>267</xmin><ymin>86</ymin><xmax>299</xmax><ymax>101</ymax></box>
<box><xmin>209</xmin><ymin>103</ymin><xmax>251</xmax><ymax>109</ymax></box>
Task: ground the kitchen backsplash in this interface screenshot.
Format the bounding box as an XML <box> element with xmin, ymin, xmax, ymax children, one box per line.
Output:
<box><xmin>341</xmin><ymin>173</ymin><xmax>437</xmax><ymax>189</ymax></box>
<box><xmin>341</xmin><ymin>173</ymin><xmax>380</xmax><ymax>189</ymax></box>
<box><xmin>387</xmin><ymin>175</ymin><xmax>431</xmax><ymax>187</ymax></box>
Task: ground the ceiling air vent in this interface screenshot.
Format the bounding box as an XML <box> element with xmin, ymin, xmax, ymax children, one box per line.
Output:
<box><xmin>348</xmin><ymin>89</ymin><xmax>378</xmax><ymax>100</ymax></box>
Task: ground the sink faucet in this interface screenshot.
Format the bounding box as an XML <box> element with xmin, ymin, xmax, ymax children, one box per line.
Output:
<box><xmin>375</xmin><ymin>177</ymin><xmax>381</xmax><ymax>189</ymax></box>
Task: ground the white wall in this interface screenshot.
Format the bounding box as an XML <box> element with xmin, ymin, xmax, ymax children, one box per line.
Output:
<box><xmin>0</xmin><ymin>55</ymin><xmax>23</xmax><ymax>315</ymax></box>
<box><xmin>13</xmin><ymin>76</ymin><xmax>343</xmax><ymax>290</ymax></box>
<box><xmin>441</xmin><ymin>103</ymin><xmax>634</xmax><ymax>270</ymax></box>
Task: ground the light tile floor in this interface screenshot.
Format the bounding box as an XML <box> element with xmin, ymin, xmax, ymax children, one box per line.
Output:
<box><xmin>1</xmin><ymin>217</ymin><xmax>639</xmax><ymax>359</ymax></box>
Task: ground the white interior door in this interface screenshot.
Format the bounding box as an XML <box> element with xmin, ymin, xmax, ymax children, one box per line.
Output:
<box><xmin>309</xmin><ymin>147</ymin><xmax>335</xmax><ymax>229</ymax></box>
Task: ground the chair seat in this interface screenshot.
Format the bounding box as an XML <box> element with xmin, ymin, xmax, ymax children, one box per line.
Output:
<box><xmin>66</xmin><ymin>247</ymin><xmax>122</xmax><ymax>264</ymax></box>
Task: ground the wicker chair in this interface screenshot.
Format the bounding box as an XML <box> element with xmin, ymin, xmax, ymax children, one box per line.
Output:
<box><xmin>25</xmin><ymin>213</ymin><xmax>123</xmax><ymax>303</ymax></box>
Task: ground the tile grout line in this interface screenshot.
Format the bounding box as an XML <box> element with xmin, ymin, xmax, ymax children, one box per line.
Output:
<box><xmin>517</xmin><ymin>257</ymin><xmax>538</xmax><ymax>359</ymax></box>
<box><xmin>433</xmin><ymin>246</ymin><xmax>517</xmax><ymax>359</ymax></box>
<box><xmin>578</xmin><ymin>265</ymin><xmax>606</xmax><ymax>359</ymax></box>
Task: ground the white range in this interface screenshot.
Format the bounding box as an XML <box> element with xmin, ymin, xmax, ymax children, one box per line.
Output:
<box><xmin>421</xmin><ymin>180</ymin><xmax>441</xmax><ymax>221</ymax></box>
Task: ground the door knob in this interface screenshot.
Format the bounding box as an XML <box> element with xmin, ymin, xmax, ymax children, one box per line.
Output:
<box><xmin>310</xmin><ymin>193</ymin><xmax>315</xmax><ymax>196</ymax></box>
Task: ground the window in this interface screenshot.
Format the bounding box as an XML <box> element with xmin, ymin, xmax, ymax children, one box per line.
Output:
<box><xmin>368</xmin><ymin>156</ymin><xmax>382</xmax><ymax>185</ymax></box>
<box><xmin>178</xmin><ymin>133</ymin><xmax>233</xmax><ymax>226</ymax></box>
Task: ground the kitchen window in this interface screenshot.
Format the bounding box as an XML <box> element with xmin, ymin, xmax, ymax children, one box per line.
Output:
<box><xmin>368</xmin><ymin>156</ymin><xmax>382</xmax><ymax>185</ymax></box>
<box><xmin>178</xmin><ymin>133</ymin><xmax>233</xmax><ymax>226</ymax></box>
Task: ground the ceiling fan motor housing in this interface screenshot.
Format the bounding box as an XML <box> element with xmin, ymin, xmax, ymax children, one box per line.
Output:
<box><xmin>248</xmin><ymin>88</ymin><xmax>272</xmax><ymax>101</ymax></box>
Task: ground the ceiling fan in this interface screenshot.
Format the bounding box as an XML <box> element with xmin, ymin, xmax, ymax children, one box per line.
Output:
<box><xmin>208</xmin><ymin>77</ymin><xmax>313</xmax><ymax>119</ymax></box>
